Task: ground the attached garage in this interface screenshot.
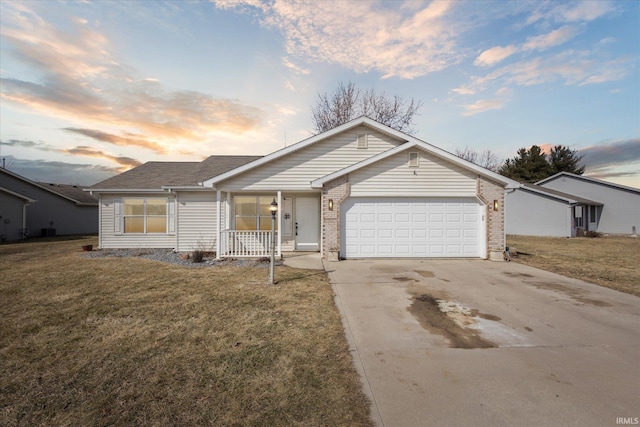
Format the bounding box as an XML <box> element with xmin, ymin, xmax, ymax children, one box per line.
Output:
<box><xmin>341</xmin><ymin>197</ymin><xmax>485</xmax><ymax>258</ymax></box>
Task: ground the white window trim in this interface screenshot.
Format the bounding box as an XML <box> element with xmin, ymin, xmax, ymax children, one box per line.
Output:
<box><xmin>408</xmin><ymin>151</ymin><xmax>419</xmax><ymax>167</ymax></box>
<box><xmin>120</xmin><ymin>197</ymin><xmax>171</xmax><ymax>234</ymax></box>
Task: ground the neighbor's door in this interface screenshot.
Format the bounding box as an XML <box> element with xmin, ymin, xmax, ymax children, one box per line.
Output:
<box><xmin>295</xmin><ymin>197</ymin><xmax>319</xmax><ymax>251</ymax></box>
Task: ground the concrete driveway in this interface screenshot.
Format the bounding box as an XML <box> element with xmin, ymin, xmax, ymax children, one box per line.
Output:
<box><xmin>326</xmin><ymin>259</ymin><xmax>640</xmax><ymax>427</ymax></box>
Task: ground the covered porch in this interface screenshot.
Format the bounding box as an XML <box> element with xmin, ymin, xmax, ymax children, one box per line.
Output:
<box><xmin>214</xmin><ymin>190</ymin><xmax>321</xmax><ymax>259</ymax></box>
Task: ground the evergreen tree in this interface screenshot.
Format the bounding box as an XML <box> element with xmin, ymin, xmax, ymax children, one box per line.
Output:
<box><xmin>549</xmin><ymin>145</ymin><xmax>585</xmax><ymax>175</ymax></box>
<box><xmin>499</xmin><ymin>145</ymin><xmax>553</xmax><ymax>183</ymax></box>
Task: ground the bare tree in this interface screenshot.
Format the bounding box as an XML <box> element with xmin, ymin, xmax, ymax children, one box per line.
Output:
<box><xmin>311</xmin><ymin>81</ymin><xmax>422</xmax><ymax>134</ymax></box>
<box><xmin>455</xmin><ymin>146</ymin><xmax>502</xmax><ymax>172</ymax></box>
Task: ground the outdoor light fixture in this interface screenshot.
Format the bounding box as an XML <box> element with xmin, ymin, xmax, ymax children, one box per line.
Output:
<box><xmin>269</xmin><ymin>197</ymin><xmax>278</xmax><ymax>284</ymax></box>
<box><xmin>493</xmin><ymin>200</ymin><xmax>499</xmax><ymax>211</ymax></box>
<box><xmin>328</xmin><ymin>199</ymin><xmax>334</xmax><ymax>211</ymax></box>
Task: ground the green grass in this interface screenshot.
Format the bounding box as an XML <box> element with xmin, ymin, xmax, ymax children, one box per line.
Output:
<box><xmin>0</xmin><ymin>237</ymin><xmax>372</xmax><ymax>426</ymax></box>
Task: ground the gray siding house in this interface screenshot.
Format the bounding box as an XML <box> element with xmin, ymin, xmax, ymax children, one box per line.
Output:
<box><xmin>89</xmin><ymin>117</ymin><xmax>520</xmax><ymax>261</ymax></box>
<box><xmin>506</xmin><ymin>172</ymin><xmax>639</xmax><ymax>237</ymax></box>
<box><xmin>506</xmin><ymin>184</ymin><xmax>602</xmax><ymax>237</ymax></box>
<box><xmin>0</xmin><ymin>168</ymin><xmax>98</xmax><ymax>237</ymax></box>
<box><xmin>0</xmin><ymin>186</ymin><xmax>35</xmax><ymax>241</ymax></box>
<box><xmin>537</xmin><ymin>172</ymin><xmax>640</xmax><ymax>235</ymax></box>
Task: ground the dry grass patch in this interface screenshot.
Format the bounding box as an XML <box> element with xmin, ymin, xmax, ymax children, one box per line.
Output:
<box><xmin>507</xmin><ymin>235</ymin><xmax>639</xmax><ymax>296</ymax></box>
<box><xmin>0</xmin><ymin>237</ymin><xmax>372</xmax><ymax>426</ymax></box>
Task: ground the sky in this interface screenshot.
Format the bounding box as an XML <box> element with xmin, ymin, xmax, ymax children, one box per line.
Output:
<box><xmin>0</xmin><ymin>0</ymin><xmax>638</xmax><ymax>188</ymax></box>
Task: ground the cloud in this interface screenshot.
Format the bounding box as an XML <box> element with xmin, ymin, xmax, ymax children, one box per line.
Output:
<box><xmin>580</xmin><ymin>138</ymin><xmax>640</xmax><ymax>169</ymax></box>
<box><xmin>62</xmin><ymin>146</ymin><xmax>141</xmax><ymax>170</ymax></box>
<box><xmin>0</xmin><ymin>3</ymin><xmax>266</xmax><ymax>152</ymax></box>
<box><xmin>526</xmin><ymin>1</ymin><xmax>615</xmax><ymax>25</ymax></box>
<box><xmin>522</xmin><ymin>25</ymin><xmax>579</xmax><ymax>51</ymax></box>
<box><xmin>474</xmin><ymin>45</ymin><xmax>518</xmax><ymax>67</ymax></box>
<box><xmin>462</xmin><ymin>87</ymin><xmax>512</xmax><ymax>116</ymax></box>
<box><xmin>63</xmin><ymin>128</ymin><xmax>166</xmax><ymax>153</ymax></box>
<box><xmin>213</xmin><ymin>0</ymin><xmax>461</xmax><ymax>79</ymax></box>
<box><xmin>1</xmin><ymin>138</ymin><xmax>141</xmax><ymax>171</ymax></box>
<box><xmin>0</xmin><ymin>155</ymin><xmax>120</xmax><ymax>185</ymax></box>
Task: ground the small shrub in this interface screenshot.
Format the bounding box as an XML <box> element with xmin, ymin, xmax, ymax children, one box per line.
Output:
<box><xmin>585</xmin><ymin>230</ymin><xmax>601</xmax><ymax>238</ymax></box>
<box><xmin>192</xmin><ymin>250</ymin><xmax>204</xmax><ymax>263</ymax></box>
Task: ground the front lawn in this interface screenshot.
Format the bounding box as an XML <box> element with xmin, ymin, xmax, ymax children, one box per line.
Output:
<box><xmin>0</xmin><ymin>237</ymin><xmax>372</xmax><ymax>426</ymax></box>
<box><xmin>507</xmin><ymin>235</ymin><xmax>639</xmax><ymax>297</ymax></box>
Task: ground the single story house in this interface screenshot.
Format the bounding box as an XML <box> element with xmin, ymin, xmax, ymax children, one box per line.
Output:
<box><xmin>0</xmin><ymin>186</ymin><xmax>35</xmax><ymax>241</ymax></box>
<box><xmin>505</xmin><ymin>184</ymin><xmax>603</xmax><ymax>237</ymax></box>
<box><xmin>0</xmin><ymin>167</ymin><xmax>99</xmax><ymax>237</ymax></box>
<box><xmin>536</xmin><ymin>172</ymin><xmax>640</xmax><ymax>235</ymax></box>
<box><xmin>88</xmin><ymin>117</ymin><xmax>520</xmax><ymax>260</ymax></box>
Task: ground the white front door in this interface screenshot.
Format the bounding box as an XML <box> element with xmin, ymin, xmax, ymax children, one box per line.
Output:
<box><xmin>295</xmin><ymin>197</ymin><xmax>319</xmax><ymax>251</ymax></box>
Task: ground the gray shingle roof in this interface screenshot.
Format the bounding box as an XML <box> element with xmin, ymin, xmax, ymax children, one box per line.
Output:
<box><xmin>89</xmin><ymin>155</ymin><xmax>261</xmax><ymax>189</ymax></box>
<box><xmin>37</xmin><ymin>183</ymin><xmax>98</xmax><ymax>205</ymax></box>
<box><xmin>521</xmin><ymin>183</ymin><xmax>602</xmax><ymax>205</ymax></box>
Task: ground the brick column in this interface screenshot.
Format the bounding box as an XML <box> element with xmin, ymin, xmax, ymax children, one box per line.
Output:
<box><xmin>478</xmin><ymin>176</ymin><xmax>505</xmax><ymax>261</ymax></box>
<box><xmin>321</xmin><ymin>175</ymin><xmax>350</xmax><ymax>259</ymax></box>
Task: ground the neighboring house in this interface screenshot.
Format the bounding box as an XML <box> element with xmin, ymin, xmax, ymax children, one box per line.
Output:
<box><xmin>535</xmin><ymin>172</ymin><xmax>640</xmax><ymax>235</ymax></box>
<box><xmin>505</xmin><ymin>184</ymin><xmax>602</xmax><ymax>237</ymax></box>
<box><xmin>505</xmin><ymin>172</ymin><xmax>640</xmax><ymax>237</ymax></box>
<box><xmin>0</xmin><ymin>168</ymin><xmax>98</xmax><ymax>237</ymax></box>
<box><xmin>88</xmin><ymin>117</ymin><xmax>520</xmax><ymax>260</ymax></box>
<box><xmin>0</xmin><ymin>186</ymin><xmax>35</xmax><ymax>241</ymax></box>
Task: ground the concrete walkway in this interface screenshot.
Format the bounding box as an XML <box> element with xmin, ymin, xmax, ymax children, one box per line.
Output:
<box><xmin>282</xmin><ymin>252</ymin><xmax>324</xmax><ymax>270</ymax></box>
<box><xmin>326</xmin><ymin>259</ymin><xmax>640</xmax><ymax>427</ymax></box>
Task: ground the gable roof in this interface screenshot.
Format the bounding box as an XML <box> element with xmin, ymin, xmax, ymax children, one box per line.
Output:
<box><xmin>537</xmin><ymin>172</ymin><xmax>640</xmax><ymax>195</ymax></box>
<box><xmin>518</xmin><ymin>184</ymin><xmax>602</xmax><ymax>206</ymax></box>
<box><xmin>0</xmin><ymin>167</ymin><xmax>96</xmax><ymax>205</ymax></box>
<box><xmin>0</xmin><ymin>186</ymin><xmax>36</xmax><ymax>203</ymax></box>
<box><xmin>202</xmin><ymin>117</ymin><xmax>409</xmax><ymax>187</ymax></box>
<box><xmin>310</xmin><ymin>137</ymin><xmax>521</xmax><ymax>189</ymax></box>
<box><xmin>89</xmin><ymin>155</ymin><xmax>261</xmax><ymax>191</ymax></box>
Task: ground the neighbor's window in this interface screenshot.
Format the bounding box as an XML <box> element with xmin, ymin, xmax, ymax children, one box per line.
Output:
<box><xmin>234</xmin><ymin>196</ymin><xmax>277</xmax><ymax>231</ymax></box>
<box><xmin>124</xmin><ymin>198</ymin><xmax>167</xmax><ymax>233</ymax></box>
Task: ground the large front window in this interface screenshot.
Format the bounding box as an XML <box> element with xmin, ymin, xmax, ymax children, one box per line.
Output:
<box><xmin>124</xmin><ymin>198</ymin><xmax>167</xmax><ymax>233</ymax></box>
<box><xmin>234</xmin><ymin>196</ymin><xmax>277</xmax><ymax>231</ymax></box>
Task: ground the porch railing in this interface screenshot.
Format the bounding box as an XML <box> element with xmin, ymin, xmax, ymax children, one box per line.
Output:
<box><xmin>219</xmin><ymin>230</ymin><xmax>278</xmax><ymax>258</ymax></box>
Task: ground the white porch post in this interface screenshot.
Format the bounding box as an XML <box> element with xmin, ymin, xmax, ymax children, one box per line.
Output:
<box><xmin>216</xmin><ymin>189</ymin><xmax>221</xmax><ymax>259</ymax></box>
<box><xmin>277</xmin><ymin>191</ymin><xmax>282</xmax><ymax>257</ymax></box>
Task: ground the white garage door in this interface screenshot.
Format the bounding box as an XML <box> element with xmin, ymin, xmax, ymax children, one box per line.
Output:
<box><xmin>342</xmin><ymin>198</ymin><xmax>484</xmax><ymax>258</ymax></box>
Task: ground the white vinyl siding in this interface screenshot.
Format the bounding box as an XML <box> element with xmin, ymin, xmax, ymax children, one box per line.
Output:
<box><xmin>350</xmin><ymin>149</ymin><xmax>477</xmax><ymax>197</ymax></box>
<box><xmin>218</xmin><ymin>126</ymin><xmax>404</xmax><ymax>191</ymax></box>
<box><xmin>100</xmin><ymin>194</ymin><xmax>175</xmax><ymax>249</ymax></box>
<box><xmin>176</xmin><ymin>192</ymin><xmax>217</xmax><ymax>252</ymax></box>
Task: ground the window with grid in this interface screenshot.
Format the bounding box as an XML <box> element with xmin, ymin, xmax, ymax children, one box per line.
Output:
<box><xmin>123</xmin><ymin>198</ymin><xmax>167</xmax><ymax>233</ymax></box>
<box><xmin>234</xmin><ymin>196</ymin><xmax>277</xmax><ymax>231</ymax></box>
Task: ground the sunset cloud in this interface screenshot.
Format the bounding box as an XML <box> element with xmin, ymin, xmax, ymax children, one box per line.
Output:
<box><xmin>214</xmin><ymin>0</ymin><xmax>461</xmax><ymax>79</ymax></box>
<box><xmin>474</xmin><ymin>45</ymin><xmax>518</xmax><ymax>67</ymax></box>
<box><xmin>64</xmin><ymin>128</ymin><xmax>166</xmax><ymax>154</ymax></box>
<box><xmin>62</xmin><ymin>146</ymin><xmax>141</xmax><ymax>170</ymax></box>
<box><xmin>1</xmin><ymin>155</ymin><xmax>120</xmax><ymax>185</ymax></box>
<box><xmin>462</xmin><ymin>87</ymin><xmax>512</xmax><ymax>116</ymax></box>
<box><xmin>0</xmin><ymin>3</ymin><xmax>266</xmax><ymax>152</ymax></box>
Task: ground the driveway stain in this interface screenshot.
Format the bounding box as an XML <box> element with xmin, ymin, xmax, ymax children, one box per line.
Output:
<box><xmin>415</xmin><ymin>270</ymin><xmax>435</xmax><ymax>278</ymax></box>
<box><xmin>535</xmin><ymin>283</ymin><xmax>612</xmax><ymax>307</ymax></box>
<box><xmin>393</xmin><ymin>276</ymin><xmax>418</xmax><ymax>282</ymax></box>
<box><xmin>504</xmin><ymin>272</ymin><xmax>535</xmax><ymax>278</ymax></box>
<box><xmin>408</xmin><ymin>294</ymin><xmax>497</xmax><ymax>349</ymax></box>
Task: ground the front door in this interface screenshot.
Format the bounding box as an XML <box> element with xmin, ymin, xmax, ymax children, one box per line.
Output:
<box><xmin>295</xmin><ymin>197</ymin><xmax>319</xmax><ymax>251</ymax></box>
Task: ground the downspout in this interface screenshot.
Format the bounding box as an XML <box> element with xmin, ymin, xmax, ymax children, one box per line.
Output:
<box><xmin>216</xmin><ymin>190</ymin><xmax>221</xmax><ymax>259</ymax></box>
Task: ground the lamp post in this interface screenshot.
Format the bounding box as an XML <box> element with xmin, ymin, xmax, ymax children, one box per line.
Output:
<box><xmin>269</xmin><ymin>197</ymin><xmax>278</xmax><ymax>284</ymax></box>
